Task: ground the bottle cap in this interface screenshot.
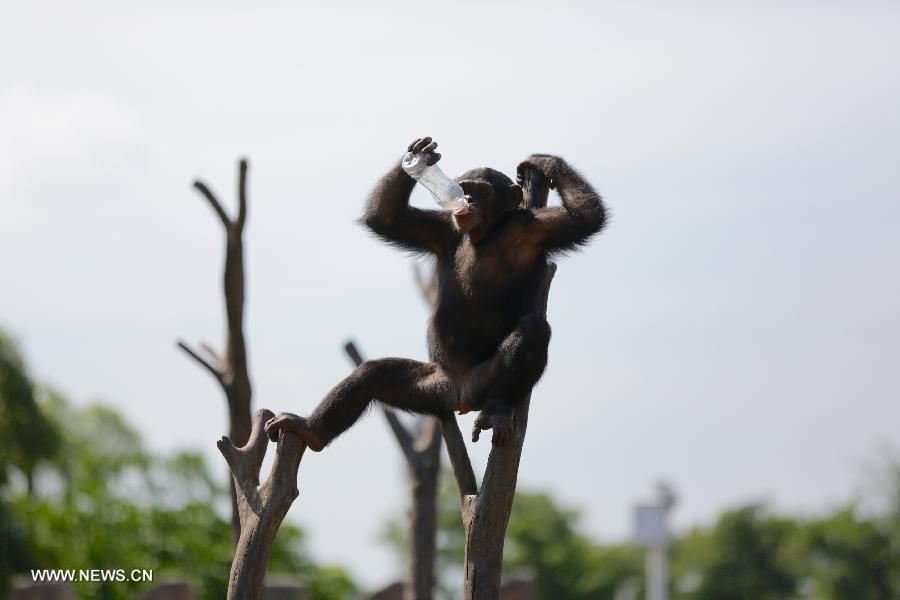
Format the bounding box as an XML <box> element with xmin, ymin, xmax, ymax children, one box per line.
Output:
<box><xmin>401</xmin><ymin>152</ymin><xmax>428</xmax><ymax>177</ymax></box>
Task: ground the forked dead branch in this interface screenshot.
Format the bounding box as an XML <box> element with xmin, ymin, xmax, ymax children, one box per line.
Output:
<box><xmin>177</xmin><ymin>158</ymin><xmax>253</xmax><ymax>545</ymax></box>
<box><xmin>218</xmin><ymin>409</ymin><xmax>306</xmax><ymax>600</ymax></box>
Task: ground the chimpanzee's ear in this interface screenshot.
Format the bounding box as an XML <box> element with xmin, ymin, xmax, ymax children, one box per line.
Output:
<box><xmin>509</xmin><ymin>183</ymin><xmax>524</xmax><ymax>208</ymax></box>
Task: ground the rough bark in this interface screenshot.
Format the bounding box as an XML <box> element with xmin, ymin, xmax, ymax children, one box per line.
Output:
<box><xmin>344</xmin><ymin>341</ymin><xmax>442</xmax><ymax>600</ymax></box>
<box><xmin>442</xmin><ymin>167</ymin><xmax>555</xmax><ymax>600</ymax></box>
<box><xmin>176</xmin><ymin>158</ymin><xmax>252</xmax><ymax>546</ymax></box>
<box><xmin>218</xmin><ymin>408</ymin><xmax>306</xmax><ymax>600</ymax></box>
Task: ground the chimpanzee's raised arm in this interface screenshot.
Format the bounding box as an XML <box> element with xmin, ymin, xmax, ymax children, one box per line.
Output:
<box><xmin>362</xmin><ymin>138</ymin><xmax>454</xmax><ymax>255</ymax></box>
<box><xmin>515</xmin><ymin>155</ymin><xmax>607</xmax><ymax>253</ymax></box>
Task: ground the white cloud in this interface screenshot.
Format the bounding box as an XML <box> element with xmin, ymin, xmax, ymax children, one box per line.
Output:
<box><xmin>0</xmin><ymin>83</ymin><xmax>141</xmax><ymax>194</ymax></box>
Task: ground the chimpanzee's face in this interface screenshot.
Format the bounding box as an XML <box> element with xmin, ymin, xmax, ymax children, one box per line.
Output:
<box><xmin>452</xmin><ymin>179</ymin><xmax>494</xmax><ymax>231</ymax></box>
<box><xmin>453</xmin><ymin>177</ymin><xmax>523</xmax><ymax>232</ymax></box>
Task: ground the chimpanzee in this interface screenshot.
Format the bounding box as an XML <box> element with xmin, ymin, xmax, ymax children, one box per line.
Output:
<box><xmin>265</xmin><ymin>137</ymin><xmax>607</xmax><ymax>449</ymax></box>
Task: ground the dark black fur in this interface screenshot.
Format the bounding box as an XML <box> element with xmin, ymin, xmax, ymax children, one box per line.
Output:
<box><xmin>266</xmin><ymin>138</ymin><xmax>607</xmax><ymax>449</ymax></box>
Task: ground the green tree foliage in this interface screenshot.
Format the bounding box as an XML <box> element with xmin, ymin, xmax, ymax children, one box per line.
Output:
<box><xmin>307</xmin><ymin>565</ymin><xmax>359</xmax><ymax>600</ymax></box>
<box><xmin>502</xmin><ymin>492</ymin><xmax>642</xmax><ymax>599</ymax></box>
<box><xmin>0</xmin><ymin>495</ymin><xmax>33</xmax><ymax>595</ymax></box>
<box><xmin>802</xmin><ymin>507</ymin><xmax>900</xmax><ymax>599</ymax></box>
<box><xmin>0</xmin><ymin>385</ymin><xmax>356</xmax><ymax>598</ymax></box>
<box><xmin>671</xmin><ymin>505</ymin><xmax>801</xmax><ymax>600</ymax></box>
<box><xmin>671</xmin><ymin>501</ymin><xmax>900</xmax><ymax>600</ymax></box>
<box><xmin>0</xmin><ymin>331</ymin><xmax>59</xmax><ymax>592</ymax></box>
<box><xmin>4</xmin><ymin>395</ymin><xmax>308</xmax><ymax>598</ymax></box>
<box><xmin>0</xmin><ymin>332</ymin><xmax>61</xmax><ymax>490</ymax></box>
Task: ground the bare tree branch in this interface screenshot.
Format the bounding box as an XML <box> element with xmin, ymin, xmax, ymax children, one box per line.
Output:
<box><xmin>179</xmin><ymin>159</ymin><xmax>254</xmax><ymax>546</ymax></box>
<box><xmin>384</xmin><ymin>411</ymin><xmax>417</xmax><ymax>465</ymax></box>
<box><xmin>414</xmin><ymin>418</ymin><xmax>441</xmax><ymax>454</ymax></box>
<box><xmin>413</xmin><ymin>263</ymin><xmax>438</xmax><ymax>308</ymax></box>
<box><xmin>343</xmin><ymin>340</ymin><xmax>364</xmax><ymax>366</ymax></box>
<box><xmin>442</xmin><ymin>416</ymin><xmax>478</xmax><ymax>498</ymax></box>
<box><xmin>176</xmin><ymin>340</ymin><xmax>224</xmax><ymax>385</ymax></box>
<box><xmin>192</xmin><ymin>180</ymin><xmax>231</xmax><ymax>227</ymax></box>
<box><xmin>237</xmin><ymin>158</ymin><xmax>248</xmax><ymax>230</ymax></box>
<box><xmin>199</xmin><ymin>341</ymin><xmax>224</xmax><ymax>366</ymax></box>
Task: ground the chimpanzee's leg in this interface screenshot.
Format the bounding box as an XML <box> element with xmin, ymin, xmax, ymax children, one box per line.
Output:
<box><xmin>459</xmin><ymin>313</ymin><xmax>551</xmax><ymax>413</ymax></box>
<box><xmin>459</xmin><ymin>313</ymin><xmax>551</xmax><ymax>445</ymax></box>
<box><xmin>265</xmin><ymin>358</ymin><xmax>453</xmax><ymax>451</ymax></box>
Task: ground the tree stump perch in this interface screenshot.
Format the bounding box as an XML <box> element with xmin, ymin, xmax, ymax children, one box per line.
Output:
<box><xmin>442</xmin><ymin>166</ymin><xmax>555</xmax><ymax>599</ymax></box>
<box><xmin>218</xmin><ymin>408</ymin><xmax>306</xmax><ymax>600</ymax></box>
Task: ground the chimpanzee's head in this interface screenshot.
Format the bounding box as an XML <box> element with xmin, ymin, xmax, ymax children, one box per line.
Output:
<box><xmin>453</xmin><ymin>168</ymin><xmax>524</xmax><ymax>232</ymax></box>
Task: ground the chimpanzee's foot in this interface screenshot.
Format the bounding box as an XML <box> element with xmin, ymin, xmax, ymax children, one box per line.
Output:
<box><xmin>264</xmin><ymin>413</ymin><xmax>326</xmax><ymax>452</ymax></box>
<box><xmin>471</xmin><ymin>405</ymin><xmax>514</xmax><ymax>446</ymax></box>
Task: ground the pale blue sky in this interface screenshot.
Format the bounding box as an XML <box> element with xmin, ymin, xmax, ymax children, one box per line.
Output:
<box><xmin>2</xmin><ymin>0</ymin><xmax>899</xmax><ymax>587</ymax></box>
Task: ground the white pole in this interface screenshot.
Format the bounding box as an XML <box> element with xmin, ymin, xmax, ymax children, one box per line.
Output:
<box><xmin>645</xmin><ymin>546</ymin><xmax>668</xmax><ymax>600</ymax></box>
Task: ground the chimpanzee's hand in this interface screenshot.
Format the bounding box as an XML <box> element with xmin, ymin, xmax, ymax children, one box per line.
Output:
<box><xmin>408</xmin><ymin>136</ymin><xmax>442</xmax><ymax>166</ymax></box>
<box><xmin>516</xmin><ymin>154</ymin><xmax>565</xmax><ymax>189</ymax></box>
<box><xmin>472</xmin><ymin>407</ymin><xmax>514</xmax><ymax>446</ymax></box>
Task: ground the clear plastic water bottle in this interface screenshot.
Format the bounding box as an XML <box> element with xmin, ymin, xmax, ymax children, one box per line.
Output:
<box><xmin>402</xmin><ymin>151</ymin><xmax>468</xmax><ymax>211</ymax></box>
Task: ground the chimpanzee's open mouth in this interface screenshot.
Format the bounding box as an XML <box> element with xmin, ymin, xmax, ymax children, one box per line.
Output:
<box><xmin>453</xmin><ymin>204</ymin><xmax>473</xmax><ymax>217</ymax></box>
